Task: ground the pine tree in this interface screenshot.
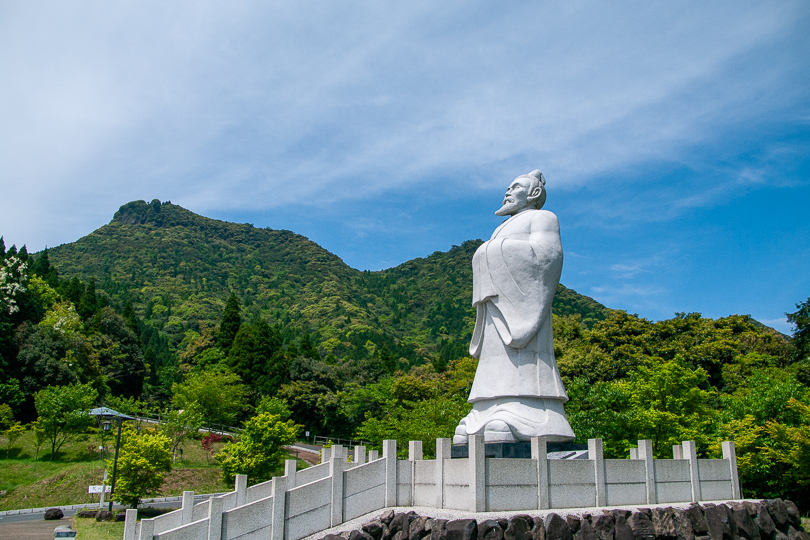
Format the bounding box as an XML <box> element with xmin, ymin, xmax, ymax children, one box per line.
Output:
<box><xmin>78</xmin><ymin>278</ymin><xmax>98</xmax><ymax>319</ymax></box>
<box><xmin>122</xmin><ymin>300</ymin><xmax>140</xmax><ymax>338</ymax></box>
<box><xmin>217</xmin><ymin>292</ymin><xmax>241</xmax><ymax>353</ymax></box>
<box><xmin>0</xmin><ymin>237</ymin><xmax>5</xmax><ymax>258</ymax></box>
<box><xmin>300</xmin><ymin>327</ymin><xmax>319</xmax><ymax>360</ymax></box>
<box><xmin>31</xmin><ymin>248</ymin><xmax>59</xmax><ymax>286</ymax></box>
<box><xmin>62</xmin><ymin>277</ymin><xmax>84</xmax><ymax>306</ymax></box>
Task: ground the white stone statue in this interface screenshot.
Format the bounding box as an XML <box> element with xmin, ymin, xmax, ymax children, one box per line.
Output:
<box><xmin>453</xmin><ymin>170</ymin><xmax>575</xmax><ymax>444</ymax></box>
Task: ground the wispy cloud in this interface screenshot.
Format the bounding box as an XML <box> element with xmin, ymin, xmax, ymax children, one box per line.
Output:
<box><xmin>2</xmin><ymin>0</ymin><xmax>808</xmax><ymax>251</ymax></box>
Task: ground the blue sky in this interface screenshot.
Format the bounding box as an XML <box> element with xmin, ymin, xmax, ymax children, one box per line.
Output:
<box><xmin>1</xmin><ymin>1</ymin><xmax>808</xmax><ymax>333</ymax></box>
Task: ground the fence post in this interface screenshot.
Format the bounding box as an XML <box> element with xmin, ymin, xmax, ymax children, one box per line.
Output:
<box><xmin>408</xmin><ymin>440</ymin><xmax>422</xmax><ymax>506</ymax></box>
<box><xmin>138</xmin><ymin>518</ymin><xmax>154</xmax><ymax>540</ymax></box>
<box><xmin>531</xmin><ymin>437</ymin><xmax>549</xmax><ymax>510</ymax></box>
<box><xmin>638</xmin><ymin>440</ymin><xmax>657</xmax><ymax>504</ymax></box>
<box><xmin>383</xmin><ymin>440</ymin><xmax>397</xmax><ymax>507</ymax></box>
<box><xmin>435</xmin><ymin>438</ymin><xmax>450</xmax><ymax>509</ymax></box>
<box><xmin>208</xmin><ymin>494</ymin><xmax>225</xmax><ymax>540</ymax></box>
<box><xmin>285</xmin><ymin>459</ymin><xmax>297</xmax><ymax>489</ymax></box>
<box><xmin>321</xmin><ymin>447</ymin><xmax>331</xmax><ymax>464</ymax></box>
<box><xmin>722</xmin><ymin>441</ymin><xmax>741</xmax><ymax>499</ymax></box>
<box><xmin>673</xmin><ymin>444</ymin><xmax>684</xmax><ymax>459</ymax></box>
<box><xmin>369</xmin><ymin>449</ymin><xmax>379</xmax><ymax>461</ymax></box>
<box><xmin>355</xmin><ymin>446</ymin><xmax>367</xmax><ymax>465</ymax></box>
<box><xmin>181</xmin><ymin>491</ymin><xmax>194</xmax><ymax>525</ymax></box>
<box><xmin>629</xmin><ymin>447</ymin><xmax>638</xmax><ymax>460</ymax></box>
<box><xmin>682</xmin><ymin>440</ymin><xmax>701</xmax><ymax>502</ymax></box>
<box><xmin>123</xmin><ymin>509</ymin><xmax>137</xmax><ymax>540</ymax></box>
<box><xmin>235</xmin><ymin>475</ymin><xmax>248</xmax><ymax>507</ymax></box>
<box><xmin>272</xmin><ymin>476</ymin><xmax>287</xmax><ymax>540</ymax></box>
<box><xmin>330</xmin><ymin>451</ymin><xmax>345</xmax><ymax>526</ymax></box>
<box><xmin>469</xmin><ymin>434</ymin><xmax>486</xmax><ymax>512</ymax></box>
<box><xmin>589</xmin><ymin>439</ymin><xmax>606</xmax><ymax>507</ymax></box>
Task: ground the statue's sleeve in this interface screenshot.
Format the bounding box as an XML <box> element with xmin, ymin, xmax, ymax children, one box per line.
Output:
<box><xmin>481</xmin><ymin>214</ymin><xmax>562</xmax><ymax>349</ymax></box>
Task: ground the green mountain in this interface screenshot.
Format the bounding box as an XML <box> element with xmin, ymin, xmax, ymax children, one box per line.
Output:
<box><xmin>47</xmin><ymin>199</ymin><xmax>611</xmax><ymax>365</ymax></box>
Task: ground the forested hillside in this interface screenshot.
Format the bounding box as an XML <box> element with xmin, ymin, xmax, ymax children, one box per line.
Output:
<box><xmin>45</xmin><ymin>200</ymin><xmax>609</xmax><ymax>373</ymax></box>
<box><xmin>2</xmin><ymin>199</ymin><xmax>809</xmax><ymax>507</ymax></box>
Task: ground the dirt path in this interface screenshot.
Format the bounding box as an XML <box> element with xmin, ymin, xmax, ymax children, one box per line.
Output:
<box><xmin>288</xmin><ymin>447</ymin><xmax>321</xmax><ymax>465</ymax></box>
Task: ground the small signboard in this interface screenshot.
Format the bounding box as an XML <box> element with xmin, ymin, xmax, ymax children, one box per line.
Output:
<box><xmin>88</xmin><ymin>485</ymin><xmax>111</xmax><ymax>494</ymax></box>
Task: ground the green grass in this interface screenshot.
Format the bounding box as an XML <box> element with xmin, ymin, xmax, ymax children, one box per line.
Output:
<box><xmin>0</xmin><ymin>428</ymin><xmax>231</xmax><ymax>511</ymax></box>
<box><xmin>72</xmin><ymin>516</ymin><xmax>125</xmax><ymax>540</ymax></box>
<box><xmin>0</xmin><ymin>428</ymin><xmax>306</xmax><ymax>510</ymax></box>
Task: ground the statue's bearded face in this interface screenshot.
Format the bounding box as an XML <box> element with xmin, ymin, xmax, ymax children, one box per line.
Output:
<box><xmin>495</xmin><ymin>176</ymin><xmax>540</xmax><ymax>216</ymax></box>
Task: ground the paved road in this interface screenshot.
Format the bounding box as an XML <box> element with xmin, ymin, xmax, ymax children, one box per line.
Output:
<box><xmin>0</xmin><ymin>517</ymin><xmax>75</xmax><ymax>540</ymax></box>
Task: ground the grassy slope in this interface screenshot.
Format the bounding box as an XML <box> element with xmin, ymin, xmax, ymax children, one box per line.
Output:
<box><xmin>0</xmin><ymin>430</ymin><xmax>231</xmax><ymax>511</ymax></box>
<box><xmin>72</xmin><ymin>517</ymin><xmax>125</xmax><ymax>540</ymax></box>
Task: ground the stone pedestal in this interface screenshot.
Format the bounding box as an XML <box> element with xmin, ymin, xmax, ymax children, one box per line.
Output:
<box><xmin>450</xmin><ymin>440</ymin><xmax>587</xmax><ymax>458</ymax></box>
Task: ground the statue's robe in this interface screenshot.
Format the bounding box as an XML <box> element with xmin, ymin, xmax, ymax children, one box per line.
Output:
<box><xmin>457</xmin><ymin>209</ymin><xmax>574</xmax><ymax>442</ymax></box>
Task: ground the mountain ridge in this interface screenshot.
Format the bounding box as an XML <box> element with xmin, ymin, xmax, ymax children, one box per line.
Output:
<box><xmin>45</xmin><ymin>199</ymin><xmax>611</xmax><ymax>365</ymax></box>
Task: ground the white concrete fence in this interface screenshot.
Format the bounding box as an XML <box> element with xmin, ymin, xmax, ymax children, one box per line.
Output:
<box><xmin>124</xmin><ymin>437</ymin><xmax>741</xmax><ymax>540</ymax></box>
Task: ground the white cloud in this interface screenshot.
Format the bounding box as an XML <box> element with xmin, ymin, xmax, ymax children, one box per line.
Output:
<box><xmin>0</xmin><ymin>0</ymin><xmax>808</xmax><ymax>252</ymax></box>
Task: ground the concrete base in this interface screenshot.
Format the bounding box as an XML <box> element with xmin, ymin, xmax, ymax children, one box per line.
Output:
<box><xmin>450</xmin><ymin>441</ymin><xmax>587</xmax><ymax>458</ymax></box>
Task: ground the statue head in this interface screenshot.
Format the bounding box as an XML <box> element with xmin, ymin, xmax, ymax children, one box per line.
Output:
<box><xmin>495</xmin><ymin>169</ymin><xmax>546</xmax><ymax>216</ymax></box>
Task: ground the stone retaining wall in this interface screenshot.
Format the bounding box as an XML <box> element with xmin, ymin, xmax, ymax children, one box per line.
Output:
<box><xmin>323</xmin><ymin>500</ymin><xmax>807</xmax><ymax>540</ymax></box>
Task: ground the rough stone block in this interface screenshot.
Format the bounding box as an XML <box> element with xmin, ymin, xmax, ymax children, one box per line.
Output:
<box><xmin>566</xmin><ymin>516</ymin><xmax>581</xmax><ymax>534</ymax></box>
<box><xmin>411</xmin><ymin>516</ymin><xmax>432</xmax><ymax>540</ymax></box>
<box><xmin>627</xmin><ymin>511</ymin><xmax>655</xmax><ymax>540</ymax></box>
<box><xmin>767</xmin><ymin>500</ymin><xmax>789</xmax><ymax>528</ymax></box>
<box><xmin>380</xmin><ymin>510</ymin><xmax>395</xmax><ymax>525</ymax></box>
<box><xmin>545</xmin><ymin>515</ymin><xmax>572</xmax><ymax>540</ymax></box>
<box><xmin>673</xmin><ymin>509</ymin><xmax>695</xmax><ymax>540</ymax></box>
<box><xmin>351</xmin><ymin>531</ymin><xmax>377</xmax><ymax>540</ymax></box>
<box><xmin>704</xmin><ymin>504</ymin><xmax>733</xmax><ymax>540</ymax></box>
<box><xmin>389</xmin><ymin>512</ymin><xmax>411</xmax><ymax>536</ymax></box>
<box><xmin>652</xmin><ymin>508</ymin><xmax>678</xmax><ymax>540</ymax></box>
<box><xmin>532</xmin><ymin>517</ymin><xmax>546</xmax><ymax>540</ymax></box>
<box><xmin>743</xmin><ymin>502</ymin><xmax>759</xmax><ymax>517</ymax></box>
<box><xmin>614</xmin><ymin>514</ymin><xmax>633</xmax><ymax>540</ymax></box>
<box><xmin>755</xmin><ymin>503</ymin><xmax>776</xmax><ymax>537</ymax></box>
<box><xmin>429</xmin><ymin>519</ymin><xmax>448</xmax><ymax>540</ymax></box>
<box><xmin>590</xmin><ymin>514</ymin><xmax>615</xmax><ymax>540</ymax></box>
<box><xmin>95</xmin><ymin>510</ymin><xmax>114</xmax><ymax>522</ymax></box>
<box><xmin>364</xmin><ymin>521</ymin><xmax>383</xmax><ymax>540</ymax></box>
<box><xmin>480</xmin><ymin>520</ymin><xmax>504</xmax><ymax>540</ymax></box>
<box><xmin>785</xmin><ymin>501</ymin><xmax>801</xmax><ymax>528</ymax></box>
<box><xmin>76</xmin><ymin>510</ymin><xmax>98</xmax><ymax>518</ymax></box>
<box><xmin>684</xmin><ymin>504</ymin><xmax>708</xmax><ymax>536</ymax></box>
<box><xmin>446</xmin><ymin>519</ymin><xmax>478</xmax><ymax>540</ymax></box>
<box><xmin>788</xmin><ymin>527</ymin><xmax>804</xmax><ymax>540</ymax></box>
<box><xmin>573</xmin><ymin>519</ymin><xmax>597</xmax><ymax>540</ymax></box>
<box><xmin>729</xmin><ymin>502</ymin><xmax>758</xmax><ymax>540</ymax></box>
<box><xmin>505</xmin><ymin>516</ymin><xmax>533</xmax><ymax>540</ymax></box>
<box><xmin>45</xmin><ymin>507</ymin><xmax>64</xmax><ymax>520</ymax></box>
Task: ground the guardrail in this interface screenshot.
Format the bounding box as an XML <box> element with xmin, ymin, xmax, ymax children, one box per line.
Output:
<box><xmin>313</xmin><ymin>435</ymin><xmax>369</xmax><ymax>447</ymax></box>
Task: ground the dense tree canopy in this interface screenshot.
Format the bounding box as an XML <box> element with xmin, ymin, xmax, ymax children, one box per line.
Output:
<box><xmin>2</xmin><ymin>205</ymin><xmax>810</xmax><ymax>509</ymax></box>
